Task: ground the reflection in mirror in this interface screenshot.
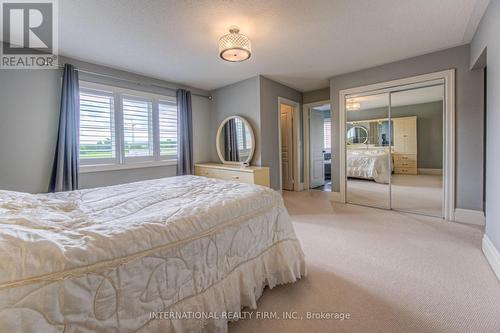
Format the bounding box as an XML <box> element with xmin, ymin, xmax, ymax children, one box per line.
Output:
<box><xmin>217</xmin><ymin>116</ymin><xmax>254</xmax><ymax>164</ymax></box>
<box><xmin>346</xmin><ymin>93</ymin><xmax>391</xmax><ymax>209</ymax></box>
<box><xmin>346</xmin><ymin>125</ymin><xmax>369</xmax><ymax>144</ymax></box>
<box><xmin>390</xmin><ymin>84</ymin><xmax>444</xmax><ymax>217</ymax></box>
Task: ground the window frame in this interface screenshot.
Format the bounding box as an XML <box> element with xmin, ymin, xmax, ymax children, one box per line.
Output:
<box><xmin>79</xmin><ymin>81</ymin><xmax>178</xmax><ymax>173</ymax></box>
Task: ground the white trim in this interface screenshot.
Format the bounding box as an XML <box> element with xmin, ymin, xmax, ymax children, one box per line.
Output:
<box><xmin>338</xmin><ymin>69</ymin><xmax>455</xmax><ymax>220</ymax></box>
<box><xmin>80</xmin><ymin>160</ymin><xmax>177</xmax><ymax>173</ymax></box>
<box><xmin>482</xmin><ymin>234</ymin><xmax>500</xmax><ymax>282</ymax></box>
<box><xmin>454</xmin><ymin>208</ymin><xmax>485</xmax><ymax>226</ymax></box>
<box><xmin>278</xmin><ymin>97</ymin><xmax>301</xmax><ymax>191</ymax></box>
<box><xmin>418</xmin><ymin>168</ymin><xmax>443</xmax><ymax>175</ymax></box>
<box><xmin>303</xmin><ymin>100</ymin><xmax>331</xmax><ymax>191</ymax></box>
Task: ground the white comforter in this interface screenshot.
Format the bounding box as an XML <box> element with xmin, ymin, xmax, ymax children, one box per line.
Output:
<box><xmin>0</xmin><ymin>176</ymin><xmax>305</xmax><ymax>332</ymax></box>
<box><xmin>347</xmin><ymin>150</ymin><xmax>391</xmax><ymax>183</ymax></box>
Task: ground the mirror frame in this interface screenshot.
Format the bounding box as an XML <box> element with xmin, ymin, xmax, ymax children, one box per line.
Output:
<box><xmin>216</xmin><ymin>115</ymin><xmax>256</xmax><ymax>165</ymax></box>
<box><xmin>347</xmin><ymin>125</ymin><xmax>369</xmax><ymax>145</ymax></box>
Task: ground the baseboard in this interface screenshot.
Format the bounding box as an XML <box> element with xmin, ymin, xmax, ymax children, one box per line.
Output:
<box><xmin>454</xmin><ymin>208</ymin><xmax>485</xmax><ymax>226</ymax></box>
<box><xmin>418</xmin><ymin>168</ymin><xmax>443</xmax><ymax>175</ymax></box>
<box><xmin>482</xmin><ymin>234</ymin><xmax>500</xmax><ymax>282</ymax></box>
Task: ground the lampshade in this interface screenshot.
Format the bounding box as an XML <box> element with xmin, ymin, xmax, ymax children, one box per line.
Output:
<box><xmin>219</xmin><ymin>27</ymin><xmax>251</xmax><ymax>62</ymax></box>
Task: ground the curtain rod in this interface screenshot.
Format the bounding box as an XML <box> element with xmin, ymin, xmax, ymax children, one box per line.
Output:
<box><xmin>58</xmin><ymin>65</ymin><xmax>212</xmax><ymax>100</ymax></box>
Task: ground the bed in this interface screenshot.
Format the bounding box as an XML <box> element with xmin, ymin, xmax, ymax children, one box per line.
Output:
<box><xmin>347</xmin><ymin>149</ymin><xmax>392</xmax><ymax>183</ymax></box>
<box><xmin>0</xmin><ymin>176</ymin><xmax>306</xmax><ymax>333</ymax></box>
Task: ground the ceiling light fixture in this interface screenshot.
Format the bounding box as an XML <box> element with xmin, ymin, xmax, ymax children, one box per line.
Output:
<box><xmin>346</xmin><ymin>101</ymin><xmax>361</xmax><ymax>111</ymax></box>
<box><xmin>219</xmin><ymin>26</ymin><xmax>251</xmax><ymax>62</ymax></box>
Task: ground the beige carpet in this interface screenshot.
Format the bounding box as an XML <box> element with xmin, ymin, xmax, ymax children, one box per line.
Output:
<box><xmin>347</xmin><ymin>174</ymin><xmax>443</xmax><ymax>217</ymax></box>
<box><xmin>230</xmin><ymin>191</ymin><xmax>500</xmax><ymax>333</ymax></box>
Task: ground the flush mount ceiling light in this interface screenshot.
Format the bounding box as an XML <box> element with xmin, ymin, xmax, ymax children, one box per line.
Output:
<box><xmin>346</xmin><ymin>100</ymin><xmax>361</xmax><ymax>111</ymax></box>
<box><xmin>219</xmin><ymin>27</ymin><xmax>251</xmax><ymax>62</ymax></box>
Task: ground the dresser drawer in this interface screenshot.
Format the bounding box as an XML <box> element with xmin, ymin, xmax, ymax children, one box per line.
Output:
<box><xmin>394</xmin><ymin>167</ymin><xmax>417</xmax><ymax>175</ymax></box>
<box><xmin>393</xmin><ymin>154</ymin><xmax>416</xmax><ymax>163</ymax></box>
<box><xmin>394</xmin><ymin>159</ymin><xmax>417</xmax><ymax>168</ymax></box>
<box><xmin>195</xmin><ymin>166</ymin><xmax>254</xmax><ymax>184</ymax></box>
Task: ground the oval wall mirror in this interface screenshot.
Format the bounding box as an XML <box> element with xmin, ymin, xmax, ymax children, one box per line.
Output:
<box><xmin>347</xmin><ymin>125</ymin><xmax>369</xmax><ymax>144</ymax></box>
<box><xmin>216</xmin><ymin>116</ymin><xmax>255</xmax><ymax>165</ymax></box>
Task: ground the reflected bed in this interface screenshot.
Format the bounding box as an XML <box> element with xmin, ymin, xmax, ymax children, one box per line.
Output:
<box><xmin>347</xmin><ymin>149</ymin><xmax>392</xmax><ymax>183</ymax></box>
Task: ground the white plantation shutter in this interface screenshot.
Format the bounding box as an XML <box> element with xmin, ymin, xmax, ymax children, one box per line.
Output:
<box><xmin>79</xmin><ymin>82</ymin><xmax>179</xmax><ymax>168</ymax></box>
<box><xmin>79</xmin><ymin>90</ymin><xmax>115</xmax><ymax>160</ymax></box>
<box><xmin>324</xmin><ymin>118</ymin><xmax>331</xmax><ymax>149</ymax></box>
<box><xmin>123</xmin><ymin>97</ymin><xmax>153</xmax><ymax>158</ymax></box>
<box><xmin>159</xmin><ymin>100</ymin><xmax>178</xmax><ymax>158</ymax></box>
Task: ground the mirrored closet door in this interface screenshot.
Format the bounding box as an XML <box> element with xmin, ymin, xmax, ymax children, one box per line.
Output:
<box><xmin>344</xmin><ymin>82</ymin><xmax>444</xmax><ymax>218</ymax></box>
<box><xmin>389</xmin><ymin>84</ymin><xmax>444</xmax><ymax>217</ymax></box>
<box><xmin>345</xmin><ymin>92</ymin><xmax>392</xmax><ymax>209</ymax></box>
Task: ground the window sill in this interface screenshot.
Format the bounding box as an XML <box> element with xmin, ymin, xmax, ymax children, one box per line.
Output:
<box><xmin>80</xmin><ymin>160</ymin><xmax>177</xmax><ymax>174</ymax></box>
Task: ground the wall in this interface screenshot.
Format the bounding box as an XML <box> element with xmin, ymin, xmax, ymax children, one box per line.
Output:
<box><xmin>303</xmin><ymin>88</ymin><xmax>330</xmax><ymax>104</ymax></box>
<box><xmin>0</xmin><ymin>53</ymin><xmax>212</xmax><ymax>192</ymax></box>
<box><xmin>330</xmin><ymin>45</ymin><xmax>484</xmax><ymax>211</ymax></box>
<box><xmin>209</xmin><ymin>76</ymin><xmax>261</xmax><ymax>165</ymax></box>
<box><xmin>0</xmin><ymin>68</ymin><xmax>62</xmax><ymax>193</ymax></box>
<box><xmin>471</xmin><ymin>1</ymin><xmax>500</xmax><ymax>250</ymax></box>
<box><xmin>259</xmin><ymin>76</ymin><xmax>303</xmax><ymax>190</ymax></box>
<box><xmin>346</xmin><ymin>102</ymin><xmax>444</xmax><ymax>169</ymax></box>
<box><xmin>209</xmin><ymin>76</ymin><xmax>302</xmax><ymax>190</ymax></box>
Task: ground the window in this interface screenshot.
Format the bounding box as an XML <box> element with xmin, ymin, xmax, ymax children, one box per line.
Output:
<box><xmin>79</xmin><ymin>90</ymin><xmax>115</xmax><ymax>162</ymax></box>
<box><xmin>324</xmin><ymin>117</ymin><xmax>331</xmax><ymax>150</ymax></box>
<box><xmin>122</xmin><ymin>97</ymin><xmax>153</xmax><ymax>158</ymax></box>
<box><xmin>158</xmin><ymin>100</ymin><xmax>178</xmax><ymax>158</ymax></box>
<box><xmin>79</xmin><ymin>83</ymin><xmax>178</xmax><ymax>170</ymax></box>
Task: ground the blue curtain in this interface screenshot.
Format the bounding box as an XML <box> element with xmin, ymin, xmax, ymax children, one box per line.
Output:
<box><xmin>176</xmin><ymin>89</ymin><xmax>193</xmax><ymax>175</ymax></box>
<box><xmin>49</xmin><ymin>64</ymin><xmax>80</xmax><ymax>192</ymax></box>
<box><xmin>224</xmin><ymin>119</ymin><xmax>239</xmax><ymax>161</ymax></box>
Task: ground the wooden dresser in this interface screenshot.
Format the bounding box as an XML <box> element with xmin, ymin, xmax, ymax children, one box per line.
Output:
<box><xmin>195</xmin><ymin>163</ymin><xmax>270</xmax><ymax>187</ymax></box>
<box><xmin>393</xmin><ymin>116</ymin><xmax>417</xmax><ymax>175</ymax></box>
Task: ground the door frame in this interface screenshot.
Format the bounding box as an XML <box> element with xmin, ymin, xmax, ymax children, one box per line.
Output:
<box><xmin>278</xmin><ymin>97</ymin><xmax>301</xmax><ymax>192</ymax></box>
<box><xmin>303</xmin><ymin>100</ymin><xmax>331</xmax><ymax>191</ymax></box>
<box><xmin>339</xmin><ymin>69</ymin><xmax>455</xmax><ymax>220</ymax></box>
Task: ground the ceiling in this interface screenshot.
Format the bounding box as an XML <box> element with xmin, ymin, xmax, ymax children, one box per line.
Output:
<box><xmin>58</xmin><ymin>0</ymin><xmax>489</xmax><ymax>92</ymax></box>
<box><xmin>349</xmin><ymin>85</ymin><xmax>444</xmax><ymax>110</ymax></box>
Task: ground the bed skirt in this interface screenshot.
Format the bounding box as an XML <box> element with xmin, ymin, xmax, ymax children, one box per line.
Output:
<box><xmin>144</xmin><ymin>239</ymin><xmax>306</xmax><ymax>332</ymax></box>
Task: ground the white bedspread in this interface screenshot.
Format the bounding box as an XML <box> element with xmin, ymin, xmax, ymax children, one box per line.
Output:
<box><xmin>0</xmin><ymin>176</ymin><xmax>305</xmax><ymax>332</ymax></box>
<box><xmin>347</xmin><ymin>150</ymin><xmax>391</xmax><ymax>183</ymax></box>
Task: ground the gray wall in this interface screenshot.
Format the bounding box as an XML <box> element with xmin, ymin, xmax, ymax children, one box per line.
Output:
<box><xmin>347</xmin><ymin>102</ymin><xmax>444</xmax><ymax>169</ymax></box>
<box><xmin>259</xmin><ymin>76</ymin><xmax>303</xmax><ymax>190</ymax></box>
<box><xmin>471</xmin><ymin>1</ymin><xmax>500</xmax><ymax>250</ymax></box>
<box><xmin>209</xmin><ymin>76</ymin><xmax>261</xmax><ymax>165</ymax></box>
<box><xmin>303</xmin><ymin>88</ymin><xmax>330</xmax><ymax>104</ymax></box>
<box><xmin>0</xmin><ymin>69</ymin><xmax>61</xmax><ymax>193</ymax></box>
<box><xmin>209</xmin><ymin>75</ymin><xmax>302</xmax><ymax>190</ymax></box>
<box><xmin>0</xmin><ymin>54</ymin><xmax>211</xmax><ymax>193</ymax></box>
<box><xmin>330</xmin><ymin>45</ymin><xmax>484</xmax><ymax>211</ymax></box>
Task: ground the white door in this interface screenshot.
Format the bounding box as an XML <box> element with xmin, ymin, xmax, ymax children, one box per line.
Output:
<box><xmin>310</xmin><ymin>109</ymin><xmax>325</xmax><ymax>188</ymax></box>
<box><xmin>280</xmin><ymin>105</ymin><xmax>294</xmax><ymax>191</ymax></box>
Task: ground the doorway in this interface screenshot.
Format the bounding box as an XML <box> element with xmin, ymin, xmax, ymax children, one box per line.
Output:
<box><xmin>278</xmin><ymin>98</ymin><xmax>300</xmax><ymax>192</ymax></box>
<box><xmin>339</xmin><ymin>70</ymin><xmax>455</xmax><ymax>220</ymax></box>
<box><xmin>280</xmin><ymin>104</ymin><xmax>294</xmax><ymax>191</ymax></box>
<box><xmin>304</xmin><ymin>101</ymin><xmax>333</xmax><ymax>192</ymax></box>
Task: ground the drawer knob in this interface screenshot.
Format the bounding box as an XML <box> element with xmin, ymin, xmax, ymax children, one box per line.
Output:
<box><xmin>232</xmin><ymin>176</ymin><xmax>240</xmax><ymax>180</ymax></box>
